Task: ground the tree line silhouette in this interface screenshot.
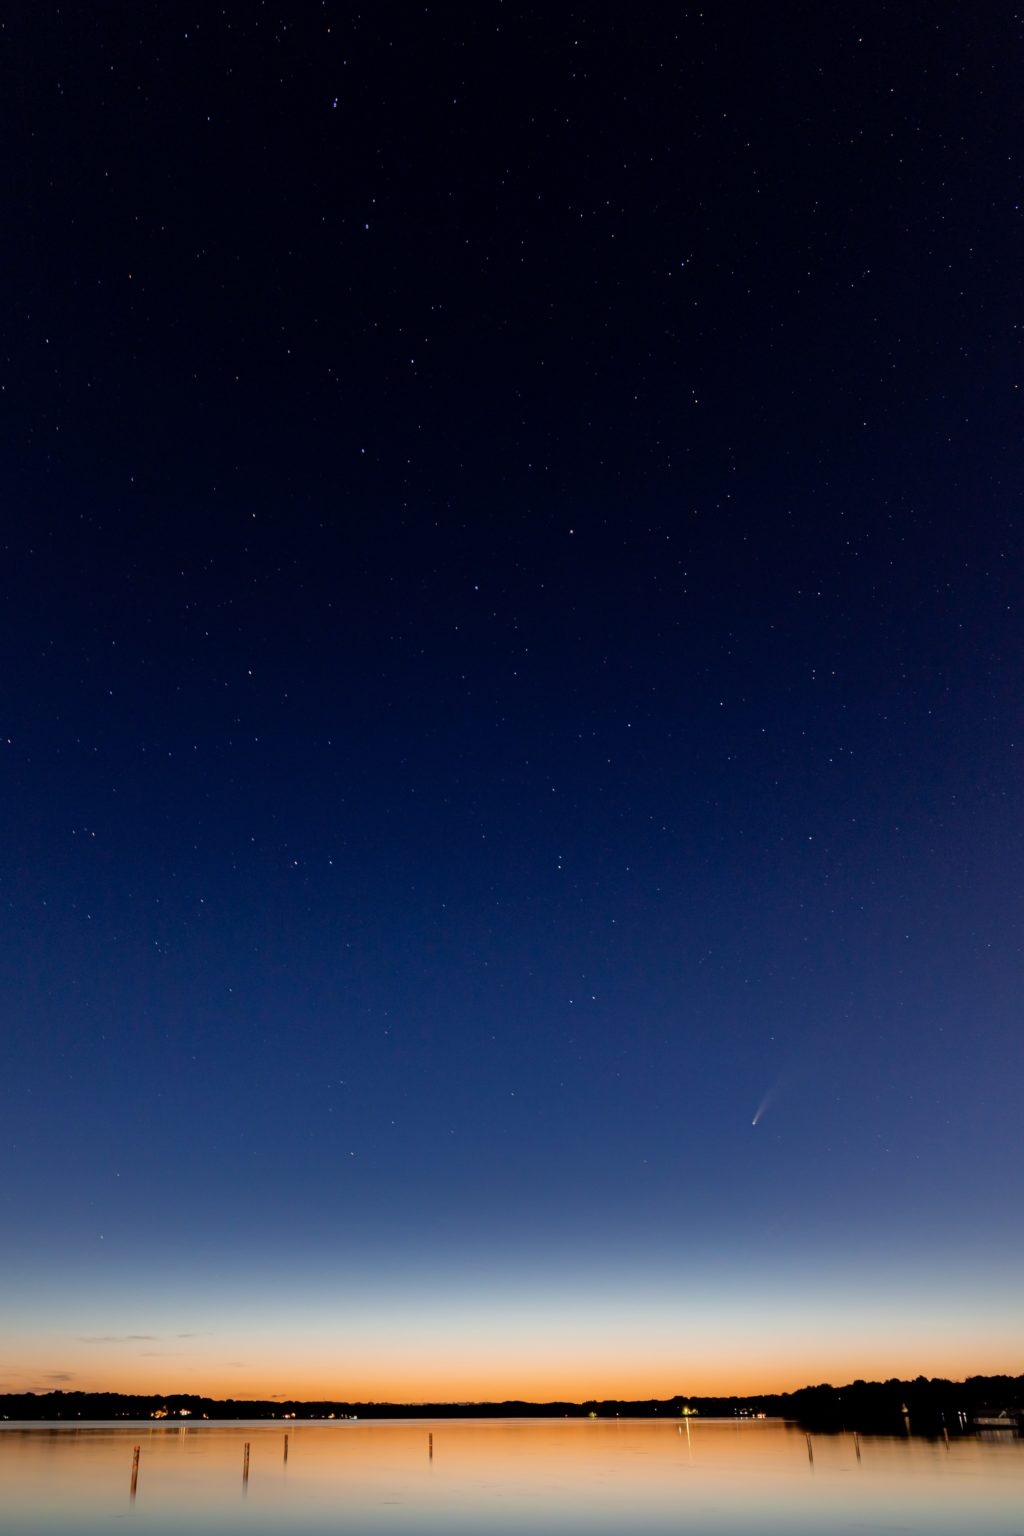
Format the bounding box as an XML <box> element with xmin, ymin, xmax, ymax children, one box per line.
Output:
<box><xmin>1</xmin><ymin>1375</ymin><xmax>1021</xmax><ymax>1433</ymax></box>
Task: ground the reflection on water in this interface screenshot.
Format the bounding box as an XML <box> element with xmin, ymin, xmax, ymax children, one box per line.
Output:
<box><xmin>1</xmin><ymin>1418</ymin><xmax>1022</xmax><ymax>1535</ymax></box>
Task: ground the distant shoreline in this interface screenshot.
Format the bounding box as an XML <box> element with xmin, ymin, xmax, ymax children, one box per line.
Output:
<box><xmin>2</xmin><ymin>1375</ymin><xmax>1021</xmax><ymax>1436</ymax></box>
<box><xmin>3</xmin><ymin>1414</ymin><xmax>784</xmax><ymax>1424</ymax></box>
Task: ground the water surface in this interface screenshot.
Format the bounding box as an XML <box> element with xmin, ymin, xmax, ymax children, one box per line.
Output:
<box><xmin>2</xmin><ymin>1418</ymin><xmax>1022</xmax><ymax>1534</ymax></box>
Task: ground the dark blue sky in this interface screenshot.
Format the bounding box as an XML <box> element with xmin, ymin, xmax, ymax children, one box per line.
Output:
<box><xmin>2</xmin><ymin>3</ymin><xmax>1021</xmax><ymax>1399</ymax></box>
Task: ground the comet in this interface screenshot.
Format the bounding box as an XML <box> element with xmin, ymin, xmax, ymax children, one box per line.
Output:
<box><xmin>751</xmin><ymin>1088</ymin><xmax>775</xmax><ymax>1127</ymax></box>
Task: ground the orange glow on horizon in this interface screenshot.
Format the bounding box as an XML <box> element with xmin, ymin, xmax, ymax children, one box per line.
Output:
<box><xmin>9</xmin><ymin>1279</ymin><xmax>1021</xmax><ymax>1403</ymax></box>
<box><xmin>12</xmin><ymin>1341</ymin><xmax>1022</xmax><ymax>1404</ymax></box>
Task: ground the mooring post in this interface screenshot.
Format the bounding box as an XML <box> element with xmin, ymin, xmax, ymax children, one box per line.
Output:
<box><xmin>428</xmin><ymin>1432</ymin><xmax>433</xmax><ymax>1460</ymax></box>
<box><xmin>284</xmin><ymin>1433</ymin><xmax>289</xmax><ymax>1463</ymax></box>
<box><xmin>130</xmin><ymin>1444</ymin><xmax>140</xmax><ymax>1502</ymax></box>
<box><xmin>854</xmin><ymin>1431</ymin><xmax>861</xmax><ymax>1462</ymax></box>
<box><xmin>242</xmin><ymin>1440</ymin><xmax>250</xmax><ymax>1488</ymax></box>
<box><xmin>806</xmin><ymin>1433</ymin><xmax>814</xmax><ymax>1464</ymax></box>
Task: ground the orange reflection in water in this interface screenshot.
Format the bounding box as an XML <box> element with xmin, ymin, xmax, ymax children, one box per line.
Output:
<box><xmin>2</xmin><ymin>1419</ymin><xmax>1023</xmax><ymax>1535</ymax></box>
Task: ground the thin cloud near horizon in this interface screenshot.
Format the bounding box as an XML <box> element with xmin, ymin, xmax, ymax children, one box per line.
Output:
<box><xmin>76</xmin><ymin>1333</ymin><xmax>203</xmax><ymax>1344</ymax></box>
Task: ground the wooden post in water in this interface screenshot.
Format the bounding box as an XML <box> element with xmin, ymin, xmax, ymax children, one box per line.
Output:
<box><xmin>854</xmin><ymin>1431</ymin><xmax>861</xmax><ymax>1462</ymax></box>
<box><xmin>130</xmin><ymin>1444</ymin><xmax>140</xmax><ymax>1502</ymax></box>
<box><xmin>428</xmin><ymin>1432</ymin><xmax>434</xmax><ymax>1460</ymax></box>
<box><xmin>943</xmin><ymin>1427</ymin><xmax>950</xmax><ymax>1448</ymax></box>
<box><xmin>284</xmin><ymin>1433</ymin><xmax>289</xmax><ymax>1463</ymax></box>
<box><xmin>242</xmin><ymin>1440</ymin><xmax>250</xmax><ymax>1488</ymax></box>
<box><xmin>806</xmin><ymin>1433</ymin><xmax>814</xmax><ymax>1464</ymax></box>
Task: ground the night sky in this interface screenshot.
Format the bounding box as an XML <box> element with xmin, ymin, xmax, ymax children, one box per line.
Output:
<box><xmin>3</xmin><ymin>5</ymin><xmax>1022</xmax><ymax>1402</ymax></box>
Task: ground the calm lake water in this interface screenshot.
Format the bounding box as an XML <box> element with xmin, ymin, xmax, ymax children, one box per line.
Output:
<box><xmin>2</xmin><ymin>1418</ymin><xmax>1022</xmax><ymax>1535</ymax></box>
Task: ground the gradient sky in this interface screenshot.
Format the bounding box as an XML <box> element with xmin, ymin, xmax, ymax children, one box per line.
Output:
<box><xmin>2</xmin><ymin>5</ymin><xmax>1022</xmax><ymax>1402</ymax></box>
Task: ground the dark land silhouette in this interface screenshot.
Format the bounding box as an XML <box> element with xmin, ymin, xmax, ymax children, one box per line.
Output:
<box><xmin>2</xmin><ymin>1375</ymin><xmax>1021</xmax><ymax>1434</ymax></box>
